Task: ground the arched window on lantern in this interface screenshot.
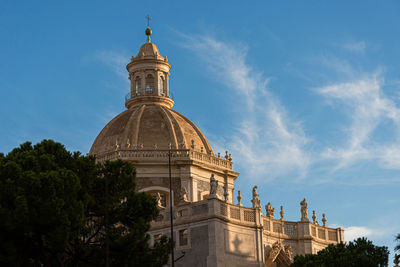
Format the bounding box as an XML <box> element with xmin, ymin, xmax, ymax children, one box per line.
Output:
<box><xmin>135</xmin><ymin>77</ymin><xmax>141</xmax><ymax>96</ymax></box>
<box><xmin>145</xmin><ymin>74</ymin><xmax>154</xmax><ymax>94</ymax></box>
<box><xmin>159</xmin><ymin>76</ymin><xmax>165</xmax><ymax>95</ymax></box>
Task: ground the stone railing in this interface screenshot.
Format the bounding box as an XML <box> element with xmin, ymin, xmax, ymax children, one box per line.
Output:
<box><xmin>150</xmin><ymin>197</ymin><xmax>344</xmax><ymax>244</ymax></box>
<box><xmin>151</xmin><ymin>198</ymin><xmax>259</xmax><ymax>230</ymax></box>
<box><xmin>310</xmin><ymin>223</ymin><xmax>343</xmax><ymax>242</ymax></box>
<box><xmin>262</xmin><ymin>216</ymin><xmax>344</xmax><ymax>243</ymax></box>
<box><xmin>220</xmin><ymin>202</ymin><xmax>259</xmax><ymax>225</ymax></box>
<box><xmin>95</xmin><ymin>149</ymin><xmax>233</xmax><ymax>170</ymax></box>
<box><xmin>125</xmin><ymin>91</ymin><xmax>174</xmax><ymax>102</ymax></box>
<box><xmin>190</xmin><ymin>150</ymin><xmax>233</xmax><ymax>169</ymax></box>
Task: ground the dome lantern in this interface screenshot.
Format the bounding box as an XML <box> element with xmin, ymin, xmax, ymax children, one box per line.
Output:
<box><xmin>125</xmin><ymin>27</ymin><xmax>173</xmax><ymax>109</ymax></box>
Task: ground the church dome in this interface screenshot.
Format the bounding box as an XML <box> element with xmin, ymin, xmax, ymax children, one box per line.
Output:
<box><xmin>90</xmin><ymin>28</ymin><xmax>214</xmax><ymax>158</ymax></box>
<box><xmin>89</xmin><ymin>104</ymin><xmax>214</xmax><ymax>155</ymax></box>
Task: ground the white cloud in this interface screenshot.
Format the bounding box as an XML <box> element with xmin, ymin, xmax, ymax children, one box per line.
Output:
<box><xmin>317</xmin><ymin>71</ymin><xmax>400</xmax><ymax>170</ymax></box>
<box><xmin>93</xmin><ymin>50</ymin><xmax>130</xmax><ymax>83</ymax></box>
<box><xmin>339</xmin><ymin>41</ymin><xmax>366</xmax><ymax>54</ymax></box>
<box><xmin>179</xmin><ymin>34</ymin><xmax>310</xmax><ymax>180</ymax></box>
<box><xmin>344</xmin><ymin>226</ymin><xmax>383</xmax><ymax>242</ymax></box>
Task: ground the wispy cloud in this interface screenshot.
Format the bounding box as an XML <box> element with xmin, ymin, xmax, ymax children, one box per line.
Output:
<box><xmin>178</xmin><ymin>33</ymin><xmax>310</xmax><ymax>180</ymax></box>
<box><xmin>317</xmin><ymin>69</ymin><xmax>400</xmax><ymax>170</ymax></box>
<box><xmin>344</xmin><ymin>226</ymin><xmax>385</xmax><ymax>242</ymax></box>
<box><xmin>93</xmin><ymin>50</ymin><xmax>130</xmax><ymax>83</ymax></box>
<box><xmin>337</xmin><ymin>41</ymin><xmax>366</xmax><ymax>54</ymax></box>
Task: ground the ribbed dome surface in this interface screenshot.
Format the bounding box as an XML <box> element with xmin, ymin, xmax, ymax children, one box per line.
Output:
<box><xmin>89</xmin><ymin>104</ymin><xmax>214</xmax><ymax>155</ymax></box>
<box><xmin>134</xmin><ymin>42</ymin><xmax>165</xmax><ymax>60</ymax></box>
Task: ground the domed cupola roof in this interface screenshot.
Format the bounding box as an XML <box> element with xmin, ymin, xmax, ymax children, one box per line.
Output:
<box><xmin>135</xmin><ymin>42</ymin><xmax>164</xmax><ymax>60</ymax></box>
<box><xmin>89</xmin><ymin>105</ymin><xmax>214</xmax><ymax>155</ymax></box>
<box><xmin>129</xmin><ymin>27</ymin><xmax>167</xmax><ymax>62</ymax></box>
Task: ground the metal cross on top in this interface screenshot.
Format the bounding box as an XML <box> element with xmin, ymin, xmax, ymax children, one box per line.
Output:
<box><xmin>146</xmin><ymin>15</ymin><xmax>151</xmax><ymax>27</ymax></box>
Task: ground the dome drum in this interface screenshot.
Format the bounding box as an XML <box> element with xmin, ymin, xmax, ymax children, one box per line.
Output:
<box><xmin>125</xmin><ymin>94</ymin><xmax>174</xmax><ymax>109</ymax></box>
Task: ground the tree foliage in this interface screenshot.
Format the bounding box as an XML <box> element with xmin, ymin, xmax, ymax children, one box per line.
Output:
<box><xmin>0</xmin><ymin>140</ymin><xmax>171</xmax><ymax>266</ymax></box>
<box><xmin>395</xmin><ymin>233</ymin><xmax>400</xmax><ymax>252</ymax></box>
<box><xmin>291</xmin><ymin>237</ymin><xmax>389</xmax><ymax>267</ymax></box>
<box><xmin>395</xmin><ymin>233</ymin><xmax>400</xmax><ymax>263</ymax></box>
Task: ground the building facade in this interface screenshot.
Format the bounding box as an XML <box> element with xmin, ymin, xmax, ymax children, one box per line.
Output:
<box><xmin>90</xmin><ymin>27</ymin><xmax>344</xmax><ymax>267</ymax></box>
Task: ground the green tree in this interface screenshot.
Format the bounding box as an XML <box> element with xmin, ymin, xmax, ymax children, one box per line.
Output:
<box><xmin>291</xmin><ymin>237</ymin><xmax>389</xmax><ymax>267</ymax></box>
<box><xmin>395</xmin><ymin>233</ymin><xmax>400</xmax><ymax>263</ymax></box>
<box><xmin>0</xmin><ymin>140</ymin><xmax>171</xmax><ymax>266</ymax></box>
<box><xmin>395</xmin><ymin>233</ymin><xmax>400</xmax><ymax>252</ymax></box>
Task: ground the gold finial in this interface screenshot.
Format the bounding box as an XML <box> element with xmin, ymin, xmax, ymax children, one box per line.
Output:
<box><xmin>145</xmin><ymin>15</ymin><xmax>152</xmax><ymax>43</ymax></box>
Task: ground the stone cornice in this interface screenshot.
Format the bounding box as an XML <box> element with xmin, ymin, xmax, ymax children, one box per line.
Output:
<box><xmin>94</xmin><ymin>149</ymin><xmax>235</xmax><ymax>172</ymax></box>
<box><xmin>125</xmin><ymin>96</ymin><xmax>174</xmax><ymax>109</ymax></box>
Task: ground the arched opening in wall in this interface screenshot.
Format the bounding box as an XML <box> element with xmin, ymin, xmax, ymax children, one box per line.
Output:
<box><xmin>145</xmin><ymin>74</ymin><xmax>154</xmax><ymax>94</ymax></box>
<box><xmin>135</xmin><ymin>77</ymin><xmax>141</xmax><ymax>95</ymax></box>
<box><xmin>139</xmin><ymin>187</ymin><xmax>171</xmax><ymax>208</ymax></box>
<box><xmin>149</xmin><ymin>191</ymin><xmax>167</xmax><ymax>207</ymax></box>
<box><xmin>159</xmin><ymin>76</ymin><xmax>165</xmax><ymax>96</ymax></box>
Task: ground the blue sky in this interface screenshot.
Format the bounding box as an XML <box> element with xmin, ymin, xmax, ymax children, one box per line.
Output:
<box><xmin>1</xmin><ymin>0</ymin><xmax>400</xmax><ymax>260</ymax></box>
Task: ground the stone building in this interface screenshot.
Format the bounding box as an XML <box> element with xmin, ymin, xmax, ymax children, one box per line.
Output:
<box><xmin>90</xmin><ymin>27</ymin><xmax>344</xmax><ymax>267</ymax></box>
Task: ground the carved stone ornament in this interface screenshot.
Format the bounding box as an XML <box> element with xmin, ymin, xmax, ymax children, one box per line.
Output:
<box><xmin>179</xmin><ymin>185</ymin><xmax>189</xmax><ymax>202</ymax></box>
<box><xmin>280</xmin><ymin>206</ymin><xmax>285</xmax><ymax>220</ymax></box>
<box><xmin>237</xmin><ymin>190</ymin><xmax>242</xmax><ymax>206</ymax></box>
<box><xmin>300</xmin><ymin>198</ymin><xmax>309</xmax><ymax>222</ymax></box>
<box><xmin>265</xmin><ymin>242</ymin><xmax>293</xmax><ymax>265</ymax></box>
<box><xmin>251</xmin><ymin>186</ymin><xmax>261</xmax><ymax>209</ymax></box>
<box><xmin>312</xmin><ymin>210</ymin><xmax>317</xmax><ymax>224</ymax></box>
<box><xmin>155</xmin><ymin>192</ymin><xmax>163</xmax><ymax>208</ymax></box>
<box><xmin>284</xmin><ymin>244</ymin><xmax>293</xmax><ymax>260</ymax></box>
<box><xmin>322</xmin><ymin>213</ymin><xmax>327</xmax><ymax>227</ymax></box>
<box><xmin>209</xmin><ymin>174</ymin><xmax>218</xmax><ymax>199</ymax></box>
<box><xmin>266</xmin><ymin>202</ymin><xmax>275</xmax><ymax>218</ymax></box>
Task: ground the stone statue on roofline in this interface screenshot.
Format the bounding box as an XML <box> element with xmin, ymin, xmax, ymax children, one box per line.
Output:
<box><xmin>266</xmin><ymin>202</ymin><xmax>275</xmax><ymax>218</ymax></box>
<box><xmin>251</xmin><ymin>186</ymin><xmax>261</xmax><ymax>209</ymax></box>
<box><xmin>300</xmin><ymin>198</ymin><xmax>309</xmax><ymax>222</ymax></box>
<box><xmin>209</xmin><ymin>174</ymin><xmax>218</xmax><ymax>199</ymax></box>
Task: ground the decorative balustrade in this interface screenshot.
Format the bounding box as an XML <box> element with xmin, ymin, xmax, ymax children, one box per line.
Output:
<box><xmin>124</xmin><ymin>91</ymin><xmax>174</xmax><ymax>103</ymax></box>
<box><xmin>95</xmin><ymin>148</ymin><xmax>233</xmax><ymax>170</ymax></box>
<box><xmin>262</xmin><ymin>215</ymin><xmax>342</xmax><ymax>243</ymax></box>
<box><xmin>150</xmin><ymin>197</ymin><xmax>343</xmax><ymax>244</ymax></box>
<box><xmin>151</xmin><ymin>198</ymin><xmax>259</xmax><ymax>228</ymax></box>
